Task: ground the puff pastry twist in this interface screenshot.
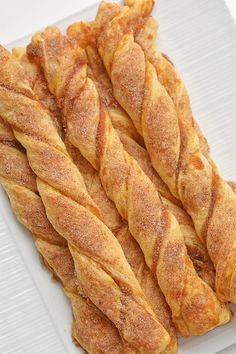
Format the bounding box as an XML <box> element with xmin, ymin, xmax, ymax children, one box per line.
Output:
<box><xmin>85</xmin><ymin>44</ymin><xmax>215</xmax><ymax>290</ymax></box>
<box><xmin>92</xmin><ymin>0</ymin><xmax>236</xmax><ymax>303</ymax></box>
<box><xmin>59</xmin><ymin>31</ymin><xmax>216</xmax><ymax>291</ymax></box>
<box><xmin>0</xmin><ymin>45</ymin><xmax>169</xmax><ymax>354</ymax></box>
<box><xmin>24</xmin><ymin>31</ymin><xmax>177</xmax><ymax>354</ymax></box>
<box><xmin>66</xmin><ymin>140</ymin><xmax>177</xmax><ymax>354</ymax></box>
<box><xmin>28</xmin><ymin>26</ymin><xmax>231</xmax><ymax>336</ymax></box>
<box><xmin>133</xmin><ymin>16</ymin><xmax>210</xmax><ymax>159</ymax></box>
<box><xmin>0</xmin><ymin>117</ymin><xmax>129</xmax><ymax>354</ymax></box>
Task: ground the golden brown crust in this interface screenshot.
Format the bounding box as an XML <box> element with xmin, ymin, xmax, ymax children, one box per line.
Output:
<box><xmin>68</xmin><ymin>37</ymin><xmax>215</xmax><ymax>292</ymax></box>
<box><xmin>26</xmin><ymin>27</ymin><xmax>177</xmax><ymax>353</ymax></box>
<box><xmin>118</xmin><ymin>135</ymin><xmax>215</xmax><ymax>288</ymax></box>
<box><xmin>85</xmin><ymin>44</ymin><xmax>177</xmax><ymax>205</ymax></box>
<box><xmin>86</xmin><ymin>44</ymin><xmax>144</xmax><ymax>147</ymax></box>
<box><xmin>0</xmin><ymin>119</ymin><xmax>129</xmax><ymax>354</ymax></box>
<box><xmin>28</xmin><ymin>27</ymin><xmax>232</xmax><ymax>337</ymax></box>
<box><xmin>95</xmin><ymin>0</ymin><xmax>236</xmax><ymax>303</ymax></box>
<box><xmin>0</xmin><ymin>44</ymin><xmax>169</xmax><ymax>353</ymax></box>
<box><xmin>84</xmin><ymin>44</ymin><xmax>215</xmax><ymax>290</ymax></box>
<box><xmin>38</xmin><ymin>240</ymin><xmax>131</xmax><ymax>354</ymax></box>
<box><xmin>27</xmin><ymin>28</ymin><xmax>176</xmax><ymax>353</ymax></box>
<box><xmin>27</xmin><ymin>44</ymin><xmax>177</xmax><ymax>353</ymax></box>
<box><xmin>133</xmin><ymin>16</ymin><xmax>210</xmax><ymax>158</ymax></box>
<box><xmin>27</xmin><ymin>25</ymin><xmax>177</xmax><ymax>354</ymax></box>
<box><xmin>12</xmin><ymin>47</ymin><xmax>63</xmax><ymax>134</ymax></box>
<box><xmin>65</xmin><ymin>139</ymin><xmax>177</xmax><ymax>354</ymax></box>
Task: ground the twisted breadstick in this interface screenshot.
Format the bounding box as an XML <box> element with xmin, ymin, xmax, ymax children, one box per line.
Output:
<box><xmin>57</xmin><ymin>32</ymin><xmax>215</xmax><ymax>290</ymax></box>
<box><xmin>92</xmin><ymin>0</ymin><xmax>236</xmax><ymax>303</ymax></box>
<box><xmin>85</xmin><ymin>44</ymin><xmax>215</xmax><ymax>289</ymax></box>
<box><xmin>28</xmin><ymin>26</ymin><xmax>231</xmax><ymax>337</ymax></box>
<box><xmin>66</xmin><ymin>139</ymin><xmax>177</xmax><ymax>354</ymax></box>
<box><xmin>0</xmin><ymin>117</ymin><xmax>129</xmax><ymax>354</ymax></box>
<box><xmin>0</xmin><ymin>46</ymin><xmax>169</xmax><ymax>354</ymax></box>
<box><xmin>69</xmin><ymin>5</ymin><xmax>216</xmax><ymax>289</ymax></box>
<box><xmin>23</xmin><ymin>42</ymin><xmax>177</xmax><ymax>354</ymax></box>
<box><xmin>85</xmin><ymin>44</ymin><xmax>178</xmax><ymax>206</ymax></box>
<box><xmin>10</xmin><ymin>51</ymin><xmax>133</xmax><ymax>353</ymax></box>
<box><xmin>132</xmin><ymin>15</ymin><xmax>210</xmax><ymax>159</ymax></box>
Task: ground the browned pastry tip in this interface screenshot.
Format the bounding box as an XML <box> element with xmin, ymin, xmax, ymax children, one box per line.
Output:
<box><xmin>37</xmin><ymin>239</ymin><xmax>132</xmax><ymax>354</ymax></box>
<box><xmin>28</xmin><ymin>25</ymin><xmax>231</xmax><ymax>337</ymax></box>
<box><xmin>0</xmin><ymin>43</ymin><xmax>170</xmax><ymax>354</ymax></box>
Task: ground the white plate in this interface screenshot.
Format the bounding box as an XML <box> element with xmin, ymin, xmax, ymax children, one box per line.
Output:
<box><xmin>1</xmin><ymin>1</ymin><xmax>236</xmax><ymax>353</ymax></box>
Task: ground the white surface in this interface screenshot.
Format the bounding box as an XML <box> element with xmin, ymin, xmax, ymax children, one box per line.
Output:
<box><xmin>225</xmin><ymin>0</ymin><xmax>236</xmax><ymax>22</ymax></box>
<box><xmin>0</xmin><ymin>0</ymin><xmax>236</xmax><ymax>45</ymax></box>
<box><xmin>1</xmin><ymin>1</ymin><xmax>236</xmax><ymax>353</ymax></box>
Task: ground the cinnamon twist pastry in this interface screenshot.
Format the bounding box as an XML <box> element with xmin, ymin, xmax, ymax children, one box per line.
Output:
<box><xmin>91</xmin><ymin>0</ymin><xmax>236</xmax><ymax>303</ymax></box>
<box><xmin>85</xmin><ymin>44</ymin><xmax>178</xmax><ymax>207</ymax></box>
<box><xmin>22</xmin><ymin>43</ymin><xmax>177</xmax><ymax>354</ymax></box>
<box><xmin>85</xmin><ymin>44</ymin><xmax>215</xmax><ymax>289</ymax></box>
<box><xmin>0</xmin><ymin>117</ymin><xmax>128</xmax><ymax>354</ymax></box>
<box><xmin>66</xmin><ymin>140</ymin><xmax>177</xmax><ymax>354</ymax></box>
<box><xmin>59</xmin><ymin>32</ymin><xmax>214</xmax><ymax>290</ymax></box>
<box><xmin>133</xmin><ymin>15</ymin><xmax>210</xmax><ymax>159</ymax></box>
<box><xmin>28</xmin><ymin>26</ymin><xmax>231</xmax><ymax>336</ymax></box>
<box><xmin>0</xmin><ymin>46</ymin><xmax>169</xmax><ymax>354</ymax></box>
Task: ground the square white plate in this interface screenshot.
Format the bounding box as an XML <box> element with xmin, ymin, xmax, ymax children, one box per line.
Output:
<box><xmin>1</xmin><ymin>1</ymin><xmax>236</xmax><ymax>353</ymax></box>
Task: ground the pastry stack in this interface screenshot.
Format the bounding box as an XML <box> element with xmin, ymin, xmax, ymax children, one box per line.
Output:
<box><xmin>0</xmin><ymin>1</ymin><xmax>235</xmax><ymax>353</ymax></box>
